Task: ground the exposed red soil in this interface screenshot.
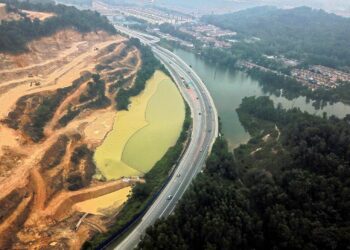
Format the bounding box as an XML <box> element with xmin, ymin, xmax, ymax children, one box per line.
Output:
<box><xmin>0</xmin><ymin>29</ymin><xmax>142</xmax><ymax>249</ymax></box>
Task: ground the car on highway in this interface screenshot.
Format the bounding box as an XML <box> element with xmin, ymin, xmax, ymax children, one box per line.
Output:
<box><xmin>177</xmin><ymin>173</ymin><xmax>181</xmax><ymax>177</ymax></box>
<box><xmin>167</xmin><ymin>195</ymin><xmax>173</xmax><ymax>200</ymax></box>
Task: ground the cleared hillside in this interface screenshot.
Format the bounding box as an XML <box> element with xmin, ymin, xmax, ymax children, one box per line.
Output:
<box><xmin>0</xmin><ymin>1</ymin><xmax>155</xmax><ymax>246</ymax></box>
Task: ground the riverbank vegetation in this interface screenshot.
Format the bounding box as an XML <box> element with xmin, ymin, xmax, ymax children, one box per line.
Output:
<box><xmin>83</xmin><ymin>104</ymin><xmax>191</xmax><ymax>249</ymax></box>
<box><xmin>0</xmin><ymin>0</ymin><xmax>116</xmax><ymax>53</ymax></box>
<box><xmin>139</xmin><ymin>96</ymin><xmax>350</xmax><ymax>250</ymax></box>
<box><xmin>248</xmin><ymin>68</ymin><xmax>350</xmax><ymax>107</ymax></box>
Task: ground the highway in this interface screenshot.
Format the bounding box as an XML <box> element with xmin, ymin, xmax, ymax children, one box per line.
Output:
<box><xmin>109</xmin><ymin>25</ymin><xmax>219</xmax><ymax>250</ymax></box>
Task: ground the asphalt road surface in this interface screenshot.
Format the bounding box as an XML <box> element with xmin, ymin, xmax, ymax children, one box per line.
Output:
<box><xmin>109</xmin><ymin>26</ymin><xmax>218</xmax><ymax>250</ymax></box>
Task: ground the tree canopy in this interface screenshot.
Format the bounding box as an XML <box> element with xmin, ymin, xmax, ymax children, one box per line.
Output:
<box><xmin>139</xmin><ymin>96</ymin><xmax>350</xmax><ymax>250</ymax></box>
<box><xmin>0</xmin><ymin>0</ymin><xmax>116</xmax><ymax>53</ymax></box>
<box><xmin>203</xmin><ymin>6</ymin><xmax>350</xmax><ymax>69</ymax></box>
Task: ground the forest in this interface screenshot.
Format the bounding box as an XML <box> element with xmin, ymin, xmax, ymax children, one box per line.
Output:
<box><xmin>159</xmin><ymin>23</ymin><xmax>195</xmax><ymax>43</ymax></box>
<box><xmin>138</xmin><ymin>96</ymin><xmax>350</xmax><ymax>250</ymax></box>
<box><xmin>202</xmin><ymin>6</ymin><xmax>350</xmax><ymax>69</ymax></box>
<box><xmin>199</xmin><ymin>46</ymin><xmax>237</xmax><ymax>69</ymax></box>
<box><xmin>0</xmin><ymin>0</ymin><xmax>116</xmax><ymax>52</ymax></box>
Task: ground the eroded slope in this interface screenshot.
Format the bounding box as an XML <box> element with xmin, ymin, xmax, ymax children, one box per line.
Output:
<box><xmin>0</xmin><ymin>29</ymin><xmax>143</xmax><ymax>249</ymax></box>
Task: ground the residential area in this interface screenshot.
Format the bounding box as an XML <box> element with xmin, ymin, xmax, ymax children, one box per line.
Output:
<box><xmin>292</xmin><ymin>65</ymin><xmax>350</xmax><ymax>89</ymax></box>
<box><xmin>93</xmin><ymin>1</ymin><xmax>350</xmax><ymax>91</ymax></box>
<box><xmin>179</xmin><ymin>23</ymin><xmax>236</xmax><ymax>48</ymax></box>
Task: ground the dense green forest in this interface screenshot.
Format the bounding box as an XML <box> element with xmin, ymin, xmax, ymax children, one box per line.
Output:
<box><xmin>139</xmin><ymin>96</ymin><xmax>350</xmax><ymax>250</ymax></box>
<box><xmin>202</xmin><ymin>6</ymin><xmax>350</xmax><ymax>69</ymax></box>
<box><xmin>0</xmin><ymin>0</ymin><xmax>115</xmax><ymax>53</ymax></box>
<box><xmin>159</xmin><ymin>23</ymin><xmax>195</xmax><ymax>43</ymax></box>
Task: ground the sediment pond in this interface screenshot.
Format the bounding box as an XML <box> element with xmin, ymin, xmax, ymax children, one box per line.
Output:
<box><xmin>94</xmin><ymin>70</ymin><xmax>185</xmax><ymax>180</ymax></box>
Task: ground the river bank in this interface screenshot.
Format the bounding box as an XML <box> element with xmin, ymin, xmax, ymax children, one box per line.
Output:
<box><xmin>173</xmin><ymin>48</ymin><xmax>350</xmax><ymax>150</ymax></box>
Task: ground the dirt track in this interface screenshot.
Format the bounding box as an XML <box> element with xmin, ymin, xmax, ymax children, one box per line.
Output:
<box><xmin>21</xmin><ymin>10</ymin><xmax>55</xmax><ymax>21</ymax></box>
<box><xmin>0</xmin><ymin>33</ymin><xmax>126</xmax><ymax>120</ymax></box>
<box><xmin>0</xmin><ymin>28</ymin><xmax>142</xmax><ymax>249</ymax></box>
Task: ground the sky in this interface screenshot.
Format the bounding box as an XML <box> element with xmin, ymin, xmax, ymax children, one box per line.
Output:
<box><xmin>154</xmin><ymin>0</ymin><xmax>350</xmax><ymax>16</ymax></box>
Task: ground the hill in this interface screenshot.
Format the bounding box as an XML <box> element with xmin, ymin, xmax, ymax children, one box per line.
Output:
<box><xmin>202</xmin><ymin>6</ymin><xmax>350</xmax><ymax>69</ymax></box>
<box><xmin>0</xmin><ymin>0</ymin><xmax>116</xmax><ymax>53</ymax></box>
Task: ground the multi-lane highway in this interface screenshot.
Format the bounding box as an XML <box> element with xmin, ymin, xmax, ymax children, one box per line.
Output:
<box><xmin>109</xmin><ymin>26</ymin><xmax>218</xmax><ymax>250</ymax></box>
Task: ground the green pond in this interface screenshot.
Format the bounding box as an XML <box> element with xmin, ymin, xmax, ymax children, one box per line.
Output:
<box><xmin>122</xmin><ymin>77</ymin><xmax>185</xmax><ymax>173</ymax></box>
<box><xmin>94</xmin><ymin>71</ymin><xmax>185</xmax><ymax>180</ymax></box>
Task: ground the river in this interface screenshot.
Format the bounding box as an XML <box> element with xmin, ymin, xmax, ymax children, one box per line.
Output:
<box><xmin>174</xmin><ymin>48</ymin><xmax>350</xmax><ymax>150</ymax></box>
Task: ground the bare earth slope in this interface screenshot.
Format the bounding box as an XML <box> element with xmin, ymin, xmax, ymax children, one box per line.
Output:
<box><xmin>0</xmin><ymin>29</ymin><xmax>143</xmax><ymax>249</ymax></box>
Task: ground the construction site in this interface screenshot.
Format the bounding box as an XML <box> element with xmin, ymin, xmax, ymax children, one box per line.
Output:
<box><xmin>0</xmin><ymin>26</ymin><xmax>145</xmax><ymax>249</ymax></box>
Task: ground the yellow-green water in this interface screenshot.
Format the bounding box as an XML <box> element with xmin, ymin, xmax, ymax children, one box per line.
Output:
<box><xmin>74</xmin><ymin>186</ymin><xmax>131</xmax><ymax>216</ymax></box>
<box><xmin>122</xmin><ymin>75</ymin><xmax>185</xmax><ymax>173</ymax></box>
<box><xmin>94</xmin><ymin>71</ymin><xmax>185</xmax><ymax>180</ymax></box>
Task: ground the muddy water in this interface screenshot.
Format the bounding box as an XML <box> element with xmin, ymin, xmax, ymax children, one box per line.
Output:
<box><xmin>94</xmin><ymin>71</ymin><xmax>185</xmax><ymax>180</ymax></box>
<box><xmin>122</xmin><ymin>76</ymin><xmax>185</xmax><ymax>173</ymax></box>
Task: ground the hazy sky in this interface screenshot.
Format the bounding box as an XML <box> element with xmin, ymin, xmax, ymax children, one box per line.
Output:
<box><xmin>156</xmin><ymin>0</ymin><xmax>350</xmax><ymax>16</ymax></box>
<box><xmin>233</xmin><ymin>0</ymin><xmax>350</xmax><ymax>9</ymax></box>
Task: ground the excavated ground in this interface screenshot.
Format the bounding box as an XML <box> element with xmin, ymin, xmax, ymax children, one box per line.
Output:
<box><xmin>0</xmin><ymin>29</ymin><xmax>143</xmax><ymax>249</ymax></box>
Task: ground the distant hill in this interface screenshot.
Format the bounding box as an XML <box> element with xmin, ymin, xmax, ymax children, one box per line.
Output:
<box><xmin>56</xmin><ymin>0</ymin><xmax>92</xmax><ymax>8</ymax></box>
<box><xmin>0</xmin><ymin>0</ymin><xmax>116</xmax><ymax>53</ymax></box>
<box><xmin>202</xmin><ymin>6</ymin><xmax>350</xmax><ymax>69</ymax></box>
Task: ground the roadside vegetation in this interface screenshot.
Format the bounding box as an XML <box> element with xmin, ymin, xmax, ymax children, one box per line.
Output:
<box><xmin>83</xmin><ymin>104</ymin><xmax>192</xmax><ymax>249</ymax></box>
<box><xmin>0</xmin><ymin>0</ymin><xmax>116</xmax><ymax>53</ymax></box>
<box><xmin>139</xmin><ymin>96</ymin><xmax>350</xmax><ymax>250</ymax></box>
